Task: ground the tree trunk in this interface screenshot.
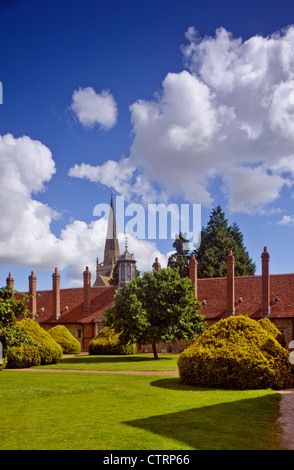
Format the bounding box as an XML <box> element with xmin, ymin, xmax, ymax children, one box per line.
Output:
<box><xmin>152</xmin><ymin>343</ymin><xmax>159</xmax><ymax>360</ymax></box>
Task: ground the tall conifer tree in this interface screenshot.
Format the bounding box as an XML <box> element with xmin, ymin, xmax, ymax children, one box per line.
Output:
<box><xmin>194</xmin><ymin>206</ymin><xmax>256</xmax><ymax>278</ymax></box>
<box><xmin>167</xmin><ymin>232</ymin><xmax>190</xmax><ymax>278</ymax></box>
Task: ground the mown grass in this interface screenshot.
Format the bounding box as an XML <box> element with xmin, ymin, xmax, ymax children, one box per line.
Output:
<box><xmin>0</xmin><ymin>367</ymin><xmax>282</xmax><ymax>450</ymax></box>
<box><xmin>32</xmin><ymin>353</ymin><xmax>179</xmax><ymax>371</ymax></box>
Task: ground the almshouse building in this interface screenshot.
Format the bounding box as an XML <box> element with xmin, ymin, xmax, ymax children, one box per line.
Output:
<box><xmin>4</xmin><ymin>194</ymin><xmax>294</xmax><ymax>351</ymax></box>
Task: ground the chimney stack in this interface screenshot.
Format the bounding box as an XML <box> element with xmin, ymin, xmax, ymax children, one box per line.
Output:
<box><xmin>6</xmin><ymin>273</ymin><xmax>14</xmax><ymax>292</ymax></box>
<box><xmin>83</xmin><ymin>266</ymin><xmax>92</xmax><ymax>311</ymax></box>
<box><xmin>28</xmin><ymin>271</ymin><xmax>37</xmax><ymax>315</ymax></box>
<box><xmin>52</xmin><ymin>267</ymin><xmax>61</xmax><ymax>320</ymax></box>
<box><xmin>189</xmin><ymin>253</ymin><xmax>198</xmax><ymax>297</ymax></box>
<box><xmin>152</xmin><ymin>257</ymin><xmax>161</xmax><ymax>271</ymax></box>
<box><xmin>226</xmin><ymin>250</ymin><xmax>235</xmax><ymax>316</ymax></box>
<box><xmin>261</xmin><ymin>247</ymin><xmax>270</xmax><ymax>315</ymax></box>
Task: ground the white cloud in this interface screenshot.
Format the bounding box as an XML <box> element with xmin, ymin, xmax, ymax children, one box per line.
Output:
<box><xmin>68</xmin><ymin>26</ymin><xmax>294</xmax><ymax>216</ymax></box>
<box><xmin>70</xmin><ymin>87</ymin><xmax>118</xmax><ymax>130</ymax></box>
<box><xmin>69</xmin><ymin>157</ymin><xmax>166</xmax><ymax>204</ymax></box>
<box><xmin>221</xmin><ymin>166</ymin><xmax>286</xmax><ymax>213</ymax></box>
<box><xmin>0</xmin><ymin>134</ymin><xmax>166</xmax><ymax>286</ymax></box>
<box><xmin>277</xmin><ymin>215</ymin><xmax>294</xmax><ymax>226</ymax></box>
<box><xmin>124</xmin><ymin>26</ymin><xmax>294</xmax><ymax>213</ymax></box>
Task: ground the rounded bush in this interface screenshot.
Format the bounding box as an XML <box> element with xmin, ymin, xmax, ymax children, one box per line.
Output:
<box><xmin>258</xmin><ymin>317</ymin><xmax>286</xmax><ymax>347</ymax></box>
<box><xmin>7</xmin><ymin>319</ymin><xmax>63</xmax><ymax>368</ymax></box>
<box><xmin>48</xmin><ymin>325</ymin><xmax>81</xmax><ymax>354</ymax></box>
<box><xmin>178</xmin><ymin>315</ymin><xmax>294</xmax><ymax>390</ymax></box>
<box><xmin>88</xmin><ymin>326</ymin><xmax>137</xmax><ymax>355</ymax></box>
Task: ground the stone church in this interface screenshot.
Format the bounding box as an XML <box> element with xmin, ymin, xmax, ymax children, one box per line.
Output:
<box><xmin>4</xmin><ymin>194</ymin><xmax>294</xmax><ymax>351</ymax></box>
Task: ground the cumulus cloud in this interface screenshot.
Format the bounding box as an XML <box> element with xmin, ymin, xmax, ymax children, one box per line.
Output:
<box><xmin>0</xmin><ymin>134</ymin><xmax>166</xmax><ymax>286</ymax></box>
<box><xmin>70</xmin><ymin>26</ymin><xmax>294</xmax><ymax>214</ymax></box>
<box><xmin>70</xmin><ymin>87</ymin><xmax>118</xmax><ymax>130</ymax></box>
<box><xmin>69</xmin><ymin>157</ymin><xmax>166</xmax><ymax>204</ymax></box>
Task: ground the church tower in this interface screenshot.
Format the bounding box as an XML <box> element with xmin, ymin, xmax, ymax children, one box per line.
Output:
<box><xmin>93</xmin><ymin>193</ymin><xmax>120</xmax><ymax>286</ymax></box>
<box><xmin>117</xmin><ymin>238</ymin><xmax>137</xmax><ymax>288</ymax></box>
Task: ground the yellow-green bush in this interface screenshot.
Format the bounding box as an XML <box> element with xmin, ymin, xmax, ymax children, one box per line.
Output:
<box><xmin>0</xmin><ymin>357</ymin><xmax>7</xmax><ymax>371</ymax></box>
<box><xmin>88</xmin><ymin>326</ymin><xmax>137</xmax><ymax>355</ymax></box>
<box><xmin>48</xmin><ymin>325</ymin><xmax>81</xmax><ymax>354</ymax></box>
<box><xmin>258</xmin><ymin>317</ymin><xmax>286</xmax><ymax>347</ymax></box>
<box><xmin>7</xmin><ymin>319</ymin><xmax>63</xmax><ymax>368</ymax></box>
<box><xmin>178</xmin><ymin>315</ymin><xmax>294</xmax><ymax>390</ymax></box>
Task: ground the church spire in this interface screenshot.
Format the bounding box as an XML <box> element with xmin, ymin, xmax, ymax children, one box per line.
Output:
<box><xmin>104</xmin><ymin>191</ymin><xmax>120</xmax><ymax>266</ymax></box>
<box><xmin>93</xmin><ymin>192</ymin><xmax>120</xmax><ymax>287</ymax></box>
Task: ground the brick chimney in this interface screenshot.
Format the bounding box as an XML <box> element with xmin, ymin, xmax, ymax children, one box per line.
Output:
<box><xmin>52</xmin><ymin>267</ymin><xmax>61</xmax><ymax>320</ymax></box>
<box><xmin>28</xmin><ymin>271</ymin><xmax>37</xmax><ymax>315</ymax></box>
<box><xmin>6</xmin><ymin>273</ymin><xmax>14</xmax><ymax>292</ymax></box>
<box><xmin>83</xmin><ymin>266</ymin><xmax>92</xmax><ymax>312</ymax></box>
<box><xmin>152</xmin><ymin>257</ymin><xmax>161</xmax><ymax>271</ymax></box>
<box><xmin>189</xmin><ymin>253</ymin><xmax>198</xmax><ymax>297</ymax></box>
<box><xmin>261</xmin><ymin>246</ymin><xmax>270</xmax><ymax>315</ymax></box>
<box><xmin>226</xmin><ymin>250</ymin><xmax>235</xmax><ymax>316</ymax></box>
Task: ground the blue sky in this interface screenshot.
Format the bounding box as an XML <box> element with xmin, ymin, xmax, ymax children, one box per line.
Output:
<box><xmin>1</xmin><ymin>0</ymin><xmax>294</xmax><ymax>291</ymax></box>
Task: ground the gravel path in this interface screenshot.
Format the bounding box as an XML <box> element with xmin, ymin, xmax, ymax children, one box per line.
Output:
<box><xmin>278</xmin><ymin>388</ymin><xmax>294</xmax><ymax>450</ymax></box>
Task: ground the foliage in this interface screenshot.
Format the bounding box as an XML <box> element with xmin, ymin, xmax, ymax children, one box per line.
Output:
<box><xmin>258</xmin><ymin>317</ymin><xmax>286</xmax><ymax>347</ymax></box>
<box><xmin>178</xmin><ymin>315</ymin><xmax>294</xmax><ymax>390</ymax></box>
<box><xmin>48</xmin><ymin>325</ymin><xmax>81</xmax><ymax>354</ymax></box>
<box><xmin>106</xmin><ymin>267</ymin><xmax>206</xmax><ymax>359</ymax></box>
<box><xmin>167</xmin><ymin>232</ymin><xmax>190</xmax><ymax>278</ymax></box>
<box><xmin>88</xmin><ymin>326</ymin><xmax>136</xmax><ymax>355</ymax></box>
<box><xmin>0</xmin><ymin>287</ymin><xmax>35</xmax><ymax>370</ymax></box>
<box><xmin>7</xmin><ymin>319</ymin><xmax>63</xmax><ymax>368</ymax></box>
<box><xmin>194</xmin><ymin>206</ymin><xmax>256</xmax><ymax>278</ymax></box>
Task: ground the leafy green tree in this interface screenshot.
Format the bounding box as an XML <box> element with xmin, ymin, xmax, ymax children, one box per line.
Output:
<box><xmin>195</xmin><ymin>206</ymin><xmax>256</xmax><ymax>278</ymax></box>
<box><xmin>167</xmin><ymin>232</ymin><xmax>190</xmax><ymax>278</ymax></box>
<box><xmin>0</xmin><ymin>287</ymin><xmax>35</xmax><ymax>367</ymax></box>
<box><xmin>105</xmin><ymin>267</ymin><xmax>205</xmax><ymax>359</ymax></box>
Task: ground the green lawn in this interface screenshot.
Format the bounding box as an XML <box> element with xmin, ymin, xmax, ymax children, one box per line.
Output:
<box><xmin>32</xmin><ymin>353</ymin><xmax>179</xmax><ymax>371</ymax></box>
<box><xmin>0</xmin><ymin>360</ymin><xmax>282</xmax><ymax>450</ymax></box>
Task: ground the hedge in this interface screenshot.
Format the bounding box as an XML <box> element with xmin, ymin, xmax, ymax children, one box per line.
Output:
<box><xmin>48</xmin><ymin>325</ymin><xmax>81</xmax><ymax>354</ymax></box>
<box><xmin>258</xmin><ymin>317</ymin><xmax>286</xmax><ymax>347</ymax></box>
<box><xmin>178</xmin><ymin>315</ymin><xmax>294</xmax><ymax>390</ymax></box>
<box><xmin>7</xmin><ymin>319</ymin><xmax>63</xmax><ymax>368</ymax></box>
<box><xmin>88</xmin><ymin>326</ymin><xmax>137</xmax><ymax>355</ymax></box>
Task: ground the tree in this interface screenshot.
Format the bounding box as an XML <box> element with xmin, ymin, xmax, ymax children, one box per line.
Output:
<box><xmin>0</xmin><ymin>287</ymin><xmax>35</xmax><ymax>367</ymax></box>
<box><xmin>105</xmin><ymin>267</ymin><xmax>205</xmax><ymax>359</ymax></box>
<box><xmin>195</xmin><ymin>206</ymin><xmax>256</xmax><ymax>278</ymax></box>
<box><xmin>167</xmin><ymin>232</ymin><xmax>190</xmax><ymax>278</ymax></box>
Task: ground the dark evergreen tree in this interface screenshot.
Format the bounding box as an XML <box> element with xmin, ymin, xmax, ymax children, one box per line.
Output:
<box><xmin>194</xmin><ymin>206</ymin><xmax>256</xmax><ymax>278</ymax></box>
<box><xmin>167</xmin><ymin>232</ymin><xmax>190</xmax><ymax>278</ymax></box>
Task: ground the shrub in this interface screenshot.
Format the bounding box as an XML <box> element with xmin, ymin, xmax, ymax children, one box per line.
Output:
<box><xmin>88</xmin><ymin>326</ymin><xmax>137</xmax><ymax>355</ymax></box>
<box><xmin>178</xmin><ymin>315</ymin><xmax>294</xmax><ymax>390</ymax></box>
<box><xmin>258</xmin><ymin>317</ymin><xmax>286</xmax><ymax>347</ymax></box>
<box><xmin>7</xmin><ymin>319</ymin><xmax>63</xmax><ymax>368</ymax></box>
<box><xmin>0</xmin><ymin>356</ymin><xmax>7</xmax><ymax>371</ymax></box>
<box><xmin>48</xmin><ymin>325</ymin><xmax>81</xmax><ymax>354</ymax></box>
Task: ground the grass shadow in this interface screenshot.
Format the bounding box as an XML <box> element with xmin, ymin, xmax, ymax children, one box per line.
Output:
<box><xmin>59</xmin><ymin>354</ymin><xmax>176</xmax><ymax>365</ymax></box>
<box><xmin>123</xmin><ymin>394</ymin><xmax>281</xmax><ymax>450</ymax></box>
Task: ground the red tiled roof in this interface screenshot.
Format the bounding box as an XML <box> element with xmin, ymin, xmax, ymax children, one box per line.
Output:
<box><xmin>29</xmin><ymin>272</ymin><xmax>294</xmax><ymax>326</ymax></box>
<box><xmin>198</xmin><ymin>273</ymin><xmax>294</xmax><ymax>319</ymax></box>
<box><xmin>35</xmin><ymin>286</ymin><xmax>117</xmax><ymax>325</ymax></box>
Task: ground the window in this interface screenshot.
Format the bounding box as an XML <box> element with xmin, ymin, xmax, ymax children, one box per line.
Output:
<box><xmin>121</xmin><ymin>264</ymin><xmax>125</xmax><ymax>281</ymax></box>
<box><xmin>78</xmin><ymin>329</ymin><xmax>82</xmax><ymax>339</ymax></box>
